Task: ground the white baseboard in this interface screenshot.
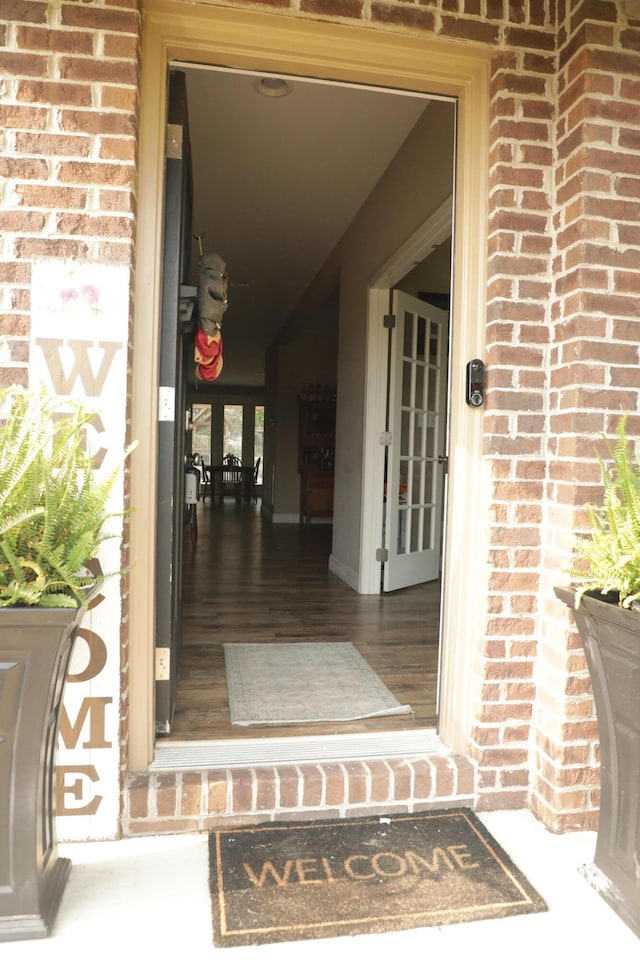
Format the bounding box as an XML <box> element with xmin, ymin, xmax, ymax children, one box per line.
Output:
<box><xmin>272</xmin><ymin>513</ymin><xmax>334</xmax><ymax>525</ymax></box>
<box><xmin>329</xmin><ymin>552</ymin><xmax>360</xmax><ymax>591</ymax></box>
<box><xmin>272</xmin><ymin>512</ymin><xmax>301</xmax><ymax>524</ymax></box>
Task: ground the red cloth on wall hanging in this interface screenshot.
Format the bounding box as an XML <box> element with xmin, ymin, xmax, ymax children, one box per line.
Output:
<box><xmin>194</xmin><ymin>251</ymin><xmax>227</xmax><ymax>382</ymax></box>
<box><xmin>194</xmin><ymin>327</ymin><xmax>223</xmax><ymax>381</ymax></box>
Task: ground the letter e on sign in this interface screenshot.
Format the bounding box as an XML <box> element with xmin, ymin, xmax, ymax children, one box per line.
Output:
<box><xmin>56</xmin><ymin>765</ymin><xmax>102</xmax><ymax>816</ymax></box>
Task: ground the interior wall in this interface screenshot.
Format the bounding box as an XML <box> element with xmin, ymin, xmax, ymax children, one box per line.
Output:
<box><xmin>398</xmin><ymin>238</ymin><xmax>452</xmax><ymax>297</ymax></box>
<box><xmin>330</xmin><ymin>100</ymin><xmax>456</xmax><ymax>582</ymax></box>
<box><xmin>273</xmin><ymin>296</ymin><xmax>339</xmax><ymax>521</ymax></box>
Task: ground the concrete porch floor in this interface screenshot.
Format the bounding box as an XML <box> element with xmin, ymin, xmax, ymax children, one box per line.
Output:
<box><xmin>4</xmin><ymin>810</ymin><xmax>639</xmax><ymax>959</ymax></box>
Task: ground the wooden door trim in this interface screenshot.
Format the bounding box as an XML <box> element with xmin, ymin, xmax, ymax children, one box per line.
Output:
<box><xmin>130</xmin><ymin>0</ymin><xmax>491</xmax><ymax>770</ymax></box>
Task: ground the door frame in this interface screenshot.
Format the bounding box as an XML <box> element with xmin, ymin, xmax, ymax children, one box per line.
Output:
<box><xmin>130</xmin><ymin>0</ymin><xmax>491</xmax><ymax>770</ymax></box>
<box><xmin>360</xmin><ymin>196</ymin><xmax>454</xmax><ymax>598</ymax></box>
<box><xmin>361</xmin><ymin>187</ymin><xmax>487</xmax><ymax>752</ymax></box>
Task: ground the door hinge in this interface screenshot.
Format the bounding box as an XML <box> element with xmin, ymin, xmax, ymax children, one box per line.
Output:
<box><xmin>383</xmin><ymin>314</ymin><xmax>396</xmax><ymax>329</ymax></box>
<box><xmin>158</xmin><ymin>385</ymin><xmax>175</xmax><ymax>422</ymax></box>
<box><xmin>156</xmin><ymin>647</ymin><xmax>171</xmax><ymax>681</ymax></box>
<box><xmin>166</xmin><ymin>123</ymin><xmax>182</xmax><ymax>159</ymax></box>
<box><xmin>380</xmin><ymin>431</ymin><xmax>392</xmax><ymax>445</ymax></box>
<box><xmin>376</xmin><ymin>547</ymin><xmax>389</xmax><ymax>562</ymax></box>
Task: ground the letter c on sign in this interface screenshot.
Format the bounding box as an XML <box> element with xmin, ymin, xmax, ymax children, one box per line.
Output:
<box><xmin>371</xmin><ymin>853</ymin><xmax>407</xmax><ymax>877</ymax></box>
<box><xmin>343</xmin><ymin>855</ymin><xmax>375</xmax><ymax>880</ymax></box>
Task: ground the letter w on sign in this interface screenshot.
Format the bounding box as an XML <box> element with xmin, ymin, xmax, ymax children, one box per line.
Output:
<box><xmin>242</xmin><ymin>860</ymin><xmax>294</xmax><ymax>887</ymax></box>
<box><xmin>36</xmin><ymin>338</ymin><xmax>123</xmax><ymax>397</ymax></box>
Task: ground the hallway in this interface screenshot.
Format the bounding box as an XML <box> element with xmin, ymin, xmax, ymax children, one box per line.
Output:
<box><xmin>167</xmin><ymin>501</ymin><xmax>440</xmax><ymax>740</ymax></box>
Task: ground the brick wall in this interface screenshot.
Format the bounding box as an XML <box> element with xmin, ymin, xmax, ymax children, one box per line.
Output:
<box><xmin>472</xmin><ymin>5</ymin><xmax>556</xmax><ymax>815</ymax></box>
<box><xmin>123</xmin><ymin>755</ymin><xmax>476</xmax><ymax>834</ymax></box>
<box><xmin>0</xmin><ymin>0</ymin><xmax>140</xmax><ymax>386</ymax></box>
<box><xmin>0</xmin><ymin>0</ymin><xmax>141</xmax><ymax>831</ymax></box>
<box><xmin>531</xmin><ymin>0</ymin><xmax>640</xmax><ymax>831</ymax></box>
<box><xmin>3</xmin><ymin>0</ymin><xmax>640</xmax><ymax>833</ymax></box>
<box><xmin>473</xmin><ymin>0</ymin><xmax>640</xmax><ymax>830</ymax></box>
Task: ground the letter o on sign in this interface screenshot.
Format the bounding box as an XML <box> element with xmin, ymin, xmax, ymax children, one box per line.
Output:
<box><xmin>371</xmin><ymin>853</ymin><xmax>407</xmax><ymax>877</ymax></box>
<box><xmin>67</xmin><ymin>629</ymin><xmax>108</xmax><ymax>683</ymax></box>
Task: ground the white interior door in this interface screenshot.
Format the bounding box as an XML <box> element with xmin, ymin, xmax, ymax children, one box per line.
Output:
<box><xmin>383</xmin><ymin>290</ymin><xmax>448</xmax><ymax>592</ymax></box>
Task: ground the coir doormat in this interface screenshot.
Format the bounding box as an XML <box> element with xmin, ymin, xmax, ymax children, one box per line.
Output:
<box><xmin>208</xmin><ymin>808</ymin><xmax>547</xmax><ymax>946</ymax></box>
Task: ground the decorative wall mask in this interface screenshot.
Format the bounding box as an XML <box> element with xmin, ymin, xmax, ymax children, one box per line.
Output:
<box><xmin>197</xmin><ymin>252</ymin><xmax>228</xmax><ymax>335</ymax></box>
<box><xmin>195</xmin><ymin>251</ymin><xmax>228</xmax><ymax>382</ymax></box>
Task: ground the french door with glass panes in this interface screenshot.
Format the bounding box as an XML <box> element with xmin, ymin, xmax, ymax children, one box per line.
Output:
<box><xmin>383</xmin><ymin>290</ymin><xmax>449</xmax><ymax>592</ymax></box>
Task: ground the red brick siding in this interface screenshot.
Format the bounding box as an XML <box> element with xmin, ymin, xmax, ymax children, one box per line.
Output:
<box><xmin>122</xmin><ymin>755</ymin><xmax>477</xmax><ymax>834</ymax></box>
<box><xmin>530</xmin><ymin>0</ymin><xmax>640</xmax><ymax>832</ymax></box>
<box><xmin>0</xmin><ymin>0</ymin><xmax>140</xmax><ymax>378</ymax></box>
<box><xmin>474</xmin><ymin>12</ymin><xmax>556</xmax><ymax>815</ymax></box>
<box><xmin>0</xmin><ymin>0</ymin><xmax>141</xmax><ymax>825</ymax></box>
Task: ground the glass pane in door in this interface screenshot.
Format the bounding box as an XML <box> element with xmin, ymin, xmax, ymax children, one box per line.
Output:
<box><xmin>224</xmin><ymin>405</ymin><xmax>243</xmax><ymax>460</ymax></box>
<box><xmin>191</xmin><ymin>403</ymin><xmax>211</xmax><ymax>462</ymax></box>
<box><xmin>397</xmin><ymin>305</ymin><xmax>436</xmax><ymax>556</ymax></box>
<box><xmin>254</xmin><ymin>406</ymin><xmax>264</xmax><ymax>483</ymax></box>
<box><xmin>384</xmin><ymin>290</ymin><xmax>449</xmax><ymax>592</ymax></box>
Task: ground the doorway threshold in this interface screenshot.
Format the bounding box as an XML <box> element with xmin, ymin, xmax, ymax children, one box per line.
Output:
<box><xmin>151</xmin><ymin>728</ymin><xmax>445</xmax><ymax>771</ymax></box>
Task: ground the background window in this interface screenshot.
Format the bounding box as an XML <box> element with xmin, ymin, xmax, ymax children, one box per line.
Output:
<box><xmin>224</xmin><ymin>404</ymin><xmax>243</xmax><ymax>460</ymax></box>
<box><xmin>254</xmin><ymin>405</ymin><xmax>264</xmax><ymax>483</ymax></box>
<box><xmin>191</xmin><ymin>403</ymin><xmax>211</xmax><ymax>462</ymax></box>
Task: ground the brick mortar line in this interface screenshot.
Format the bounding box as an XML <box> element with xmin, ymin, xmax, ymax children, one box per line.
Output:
<box><xmin>273</xmin><ymin>765</ymin><xmax>282</xmax><ymax>809</ymax></box>
<box><xmin>250</xmin><ymin>767</ymin><xmax>258</xmax><ymax>812</ymax></box>
<box><xmin>294</xmin><ymin>764</ymin><xmax>305</xmax><ymax>808</ymax></box>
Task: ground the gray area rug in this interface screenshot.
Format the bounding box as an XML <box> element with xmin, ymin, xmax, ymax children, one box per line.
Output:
<box><xmin>223</xmin><ymin>642</ymin><xmax>413</xmax><ymax>726</ymax></box>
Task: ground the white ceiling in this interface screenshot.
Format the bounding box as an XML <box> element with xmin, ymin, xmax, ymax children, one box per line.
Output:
<box><xmin>179</xmin><ymin>65</ymin><xmax>432</xmax><ymax>386</ymax></box>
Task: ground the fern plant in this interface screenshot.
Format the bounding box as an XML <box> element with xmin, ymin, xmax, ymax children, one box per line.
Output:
<box><xmin>0</xmin><ymin>386</ymin><xmax>134</xmax><ymax>608</ymax></box>
<box><xmin>568</xmin><ymin>412</ymin><xmax>640</xmax><ymax>609</ymax></box>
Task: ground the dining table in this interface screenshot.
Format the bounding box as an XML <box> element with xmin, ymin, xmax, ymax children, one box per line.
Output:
<box><xmin>207</xmin><ymin>464</ymin><xmax>255</xmax><ymax>503</ymax></box>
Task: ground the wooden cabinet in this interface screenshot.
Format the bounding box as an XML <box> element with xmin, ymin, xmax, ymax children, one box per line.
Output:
<box><xmin>298</xmin><ymin>394</ymin><xmax>335</xmax><ymax>524</ymax></box>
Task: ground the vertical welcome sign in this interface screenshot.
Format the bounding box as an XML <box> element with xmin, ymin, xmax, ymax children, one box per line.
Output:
<box><xmin>30</xmin><ymin>260</ymin><xmax>130</xmax><ymax>841</ymax></box>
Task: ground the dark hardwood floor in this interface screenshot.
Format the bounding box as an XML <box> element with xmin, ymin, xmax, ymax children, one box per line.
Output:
<box><xmin>166</xmin><ymin>498</ymin><xmax>440</xmax><ymax>740</ymax></box>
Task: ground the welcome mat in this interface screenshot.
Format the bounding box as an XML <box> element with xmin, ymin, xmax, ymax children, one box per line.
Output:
<box><xmin>223</xmin><ymin>642</ymin><xmax>413</xmax><ymax>726</ymax></box>
<box><xmin>208</xmin><ymin>809</ymin><xmax>547</xmax><ymax>946</ymax></box>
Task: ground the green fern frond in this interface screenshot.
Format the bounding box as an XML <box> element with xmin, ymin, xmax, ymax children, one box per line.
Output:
<box><xmin>566</xmin><ymin>412</ymin><xmax>640</xmax><ymax>608</ymax></box>
<box><xmin>0</xmin><ymin>386</ymin><xmax>136</xmax><ymax>607</ymax></box>
<box><xmin>0</xmin><ymin>507</ymin><xmax>45</xmax><ymax>538</ymax></box>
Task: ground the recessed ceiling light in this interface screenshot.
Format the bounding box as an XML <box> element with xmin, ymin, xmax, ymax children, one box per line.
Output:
<box><xmin>253</xmin><ymin>76</ymin><xmax>292</xmax><ymax>98</ymax></box>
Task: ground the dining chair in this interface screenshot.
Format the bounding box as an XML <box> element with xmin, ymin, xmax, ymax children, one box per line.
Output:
<box><xmin>201</xmin><ymin>463</ymin><xmax>212</xmax><ymax>502</ymax></box>
<box><xmin>184</xmin><ymin>462</ymin><xmax>199</xmax><ymax>547</ymax></box>
<box><xmin>222</xmin><ymin>453</ymin><xmax>243</xmax><ymax>500</ymax></box>
<box><xmin>189</xmin><ymin>453</ymin><xmax>210</xmax><ymax>502</ymax></box>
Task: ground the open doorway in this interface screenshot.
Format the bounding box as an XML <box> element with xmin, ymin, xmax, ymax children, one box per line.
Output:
<box><xmin>131</xmin><ymin>10</ymin><xmax>490</xmax><ymax>774</ymax></box>
<box><xmin>154</xmin><ymin>63</ymin><xmax>456</xmax><ymax>752</ymax></box>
